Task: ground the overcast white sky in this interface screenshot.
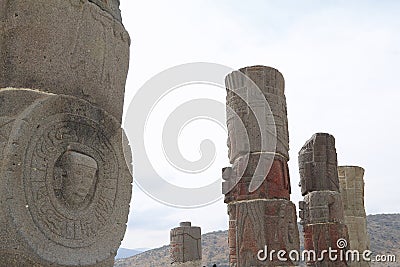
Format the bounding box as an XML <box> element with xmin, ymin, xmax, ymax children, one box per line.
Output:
<box><xmin>119</xmin><ymin>0</ymin><xmax>400</xmax><ymax>249</ymax></box>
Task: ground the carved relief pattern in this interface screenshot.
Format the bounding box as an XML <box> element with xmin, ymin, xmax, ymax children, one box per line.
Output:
<box><xmin>25</xmin><ymin>117</ymin><xmax>118</xmax><ymax>248</ymax></box>
<box><xmin>229</xmin><ymin>200</ymin><xmax>300</xmax><ymax>266</ymax></box>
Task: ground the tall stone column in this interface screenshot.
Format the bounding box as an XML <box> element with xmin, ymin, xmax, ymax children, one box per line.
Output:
<box><xmin>0</xmin><ymin>1</ymin><xmax>132</xmax><ymax>266</ymax></box>
<box><xmin>170</xmin><ymin>222</ymin><xmax>202</xmax><ymax>267</ymax></box>
<box><xmin>338</xmin><ymin>166</ymin><xmax>370</xmax><ymax>267</ymax></box>
<box><xmin>223</xmin><ymin>66</ymin><xmax>300</xmax><ymax>267</ymax></box>
<box><xmin>298</xmin><ymin>133</ymin><xmax>349</xmax><ymax>267</ymax></box>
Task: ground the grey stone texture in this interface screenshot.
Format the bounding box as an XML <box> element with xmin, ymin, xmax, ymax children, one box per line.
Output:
<box><xmin>0</xmin><ymin>89</ymin><xmax>132</xmax><ymax>266</ymax></box>
<box><xmin>338</xmin><ymin>166</ymin><xmax>370</xmax><ymax>267</ymax></box>
<box><xmin>298</xmin><ymin>133</ymin><xmax>340</xmax><ymax>196</ymax></box>
<box><xmin>223</xmin><ymin>66</ymin><xmax>299</xmax><ymax>266</ymax></box>
<box><xmin>0</xmin><ymin>0</ymin><xmax>130</xmax><ymax>122</ymax></box>
<box><xmin>170</xmin><ymin>222</ymin><xmax>202</xmax><ymax>265</ymax></box>
<box><xmin>88</xmin><ymin>0</ymin><xmax>122</xmax><ymax>21</ymax></box>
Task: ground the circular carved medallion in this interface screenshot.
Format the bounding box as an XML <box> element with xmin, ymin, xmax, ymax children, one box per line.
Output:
<box><xmin>1</xmin><ymin>93</ymin><xmax>132</xmax><ymax>265</ymax></box>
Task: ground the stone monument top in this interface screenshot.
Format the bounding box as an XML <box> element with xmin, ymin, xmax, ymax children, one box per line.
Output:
<box><xmin>180</xmin><ymin>222</ymin><xmax>192</xmax><ymax>227</ymax></box>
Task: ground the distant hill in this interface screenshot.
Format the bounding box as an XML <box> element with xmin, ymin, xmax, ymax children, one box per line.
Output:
<box><xmin>367</xmin><ymin>214</ymin><xmax>400</xmax><ymax>257</ymax></box>
<box><xmin>115</xmin><ymin>214</ymin><xmax>400</xmax><ymax>267</ymax></box>
<box><xmin>116</xmin><ymin>248</ymin><xmax>147</xmax><ymax>260</ymax></box>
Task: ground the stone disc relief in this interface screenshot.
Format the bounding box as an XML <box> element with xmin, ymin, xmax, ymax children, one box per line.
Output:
<box><xmin>0</xmin><ymin>93</ymin><xmax>132</xmax><ymax>265</ymax></box>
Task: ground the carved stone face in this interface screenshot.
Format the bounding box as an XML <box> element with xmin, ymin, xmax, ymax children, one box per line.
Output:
<box><xmin>59</xmin><ymin>151</ymin><xmax>97</xmax><ymax>207</ymax></box>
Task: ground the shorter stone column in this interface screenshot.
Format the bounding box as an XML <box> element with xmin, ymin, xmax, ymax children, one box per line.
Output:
<box><xmin>298</xmin><ymin>133</ymin><xmax>349</xmax><ymax>267</ymax></box>
<box><xmin>170</xmin><ymin>222</ymin><xmax>202</xmax><ymax>266</ymax></box>
<box><xmin>338</xmin><ymin>166</ymin><xmax>370</xmax><ymax>267</ymax></box>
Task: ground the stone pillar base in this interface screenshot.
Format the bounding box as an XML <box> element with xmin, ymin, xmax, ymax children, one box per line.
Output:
<box><xmin>303</xmin><ymin>223</ymin><xmax>349</xmax><ymax>267</ymax></box>
<box><xmin>228</xmin><ymin>199</ymin><xmax>300</xmax><ymax>267</ymax></box>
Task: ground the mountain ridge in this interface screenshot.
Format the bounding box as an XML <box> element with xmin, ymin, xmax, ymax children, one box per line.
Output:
<box><xmin>115</xmin><ymin>214</ymin><xmax>400</xmax><ymax>267</ymax></box>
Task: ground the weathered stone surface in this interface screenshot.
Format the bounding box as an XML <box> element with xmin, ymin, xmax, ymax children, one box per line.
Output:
<box><xmin>227</xmin><ymin>199</ymin><xmax>300</xmax><ymax>266</ymax></box>
<box><xmin>338</xmin><ymin>166</ymin><xmax>370</xmax><ymax>267</ymax></box>
<box><xmin>299</xmin><ymin>191</ymin><xmax>345</xmax><ymax>225</ymax></box>
<box><xmin>343</xmin><ymin>216</ymin><xmax>369</xmax><ymax>254</ymax></box>
<box><xmin>298</xmin><ymin>133</ymin><xmax>340</xmax><ymax>195</ymax></box>
<box><xmin>303</xmin><ymin>223</ymin><xmax>349</xmax><ymax>267</ymax></box>
<box><xmin>338</xmin><ymin>167</ymin><xmax>366</xmax><ymax>218</ymax></box>
<box><xmin>223</xmin><ymin>154</ymin><xmax>291</xmax><ymax>202</ymax></box>
<box><xmin>0</xmin><ymin>88</ymin><xmax>51</xmax><ymax>159</ymax></box>
<box><xmin>0</xmin><ymin>0</ymin><xmax>130</xmax><ymax>122</ymax></box>
<box><xmin>170</xmin><ymin>222</ymin><xmax>202</xmax><ymax>265</ymax></box>
<box><xmin>225</xmin><ymin>66</ymin><xmax>288</xmax><ymax>162</ymax></box>
<box><xmin>0</xmin><ymin>89</ymin><xmax>132</xmax><ymax>266</ymax></box>
<box><xmin>88</xmin><ymin>0</ymin><xmax>122</xmax><ymax>21</ymax></box>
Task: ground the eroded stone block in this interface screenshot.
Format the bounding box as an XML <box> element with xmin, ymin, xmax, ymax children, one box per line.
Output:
<box><xmin>170</xmin><ymin>222</ymin><xmax>202</xmax><ymax>264</ymax></box>
<box><xmin>299</xmin><ymin>133</ymin><xmax>340</xmax><ymax>195</ymax></box>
